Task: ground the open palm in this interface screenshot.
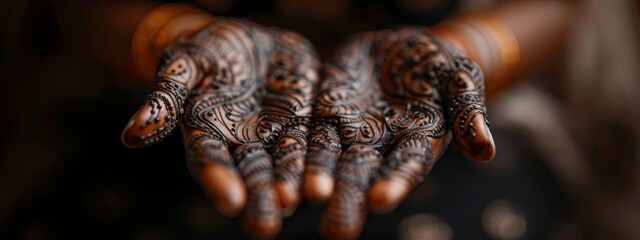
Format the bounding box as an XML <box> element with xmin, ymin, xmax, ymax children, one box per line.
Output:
<box><xmin>121</xmin><ymin>18</ymin><xmax>318</xmax><ymax>237</ymax></box>
<box><xmin>302</xmin><ymin>27</ymin><xmax>496</xmax><ymax>239</ymax></box>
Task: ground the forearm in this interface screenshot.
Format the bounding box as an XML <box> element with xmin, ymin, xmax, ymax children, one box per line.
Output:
<box><xmin>431</xmin><ymin>0</ymin><xmax>575</xmax><ymax>98</ymax></box>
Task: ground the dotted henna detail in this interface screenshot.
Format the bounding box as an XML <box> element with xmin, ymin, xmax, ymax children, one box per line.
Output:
<box><xmin>444</xmin><ymin>57</ymin><xmax>488</xmax><ymax>139</ymax></box>
<box><xmin>137</xmin><ymin>49</ymin><xmax>191</xmax><ymax>146</ymax></box>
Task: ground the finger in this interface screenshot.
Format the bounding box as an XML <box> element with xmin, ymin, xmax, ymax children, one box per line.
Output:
<box><xmin>319</xmin><ymin>145</ymin><xmax>381</xmax><ymax>240</ymax></box>
<box><xmin>271</xmin><ymin>129</ymin><xmax>306</xmax><ymax>215</ymax></box>
<box><xmin>122</xmin><ymin>46</ymin><xmax>201</xmax><ymax>148</ymax></box>
<box><xmin>233</xmin><ymin>144</ymin><xmax>281</xmax><ymax>237</ymax></box>
<box><xmin>303</xmin><ymin>122</ymin><xmax>341</xmax><ymax>202</ymax></box>
<box><xmin>262</xmin><ymin>30</ymin><xmax>319</xmax><ymax>212</ymax></box>
<box><xmin>444</xmin><ymin>57</ymin><xmax>495</xmax><ymax>161</ymax></box>
<box><xmin>184</xmin><ymin>129</ymin><xmax>246</xmax><ymax>217</ymax></box>
<box><xmin>368</xmin><ymin>130</ymin><xmax>450</xmax><ymax>214</ymax></box>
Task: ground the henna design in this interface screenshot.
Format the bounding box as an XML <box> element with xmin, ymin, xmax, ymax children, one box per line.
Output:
<box><xmin>122</xmin><ymin>46</ymin><xmax>197</xmax><ymax>148</ymax></box>
<box><xmin>306</xmin><ymin>122</ymin><xmax>341</xmax><ymax>175</ymax></box>
<box><xmin>445</xmin><ymin>57</ymin><xmax>488</xmax><ymax>137</ymax></box>
<box><xmin>185</xmin><ymin>132</ymin><xmax>231</xmax><ymax>166</ymax></box>
<box><xmin>139</xmin><ymin>82</ymin><xmax>185</xmax><ymax>145</ymax></box>
<box><xmin>311</xmin><ymin>27</ymin><xmax>451</xmax><ymax>180</ymax></box>
<box><xmin>272</xmin><ymin>129</ymin><xmax>307</xmax><ymax>186</ymax></box>
<box><xmin>310</xmin><ymin>26</ymin><xmax>493</xmax><ymax>239</ymax></box>
<box><xmin>320</xmin><ymin>146</ymin><xmax>381</xmax><ymax>238</ymax></box>
<box><xmin>233</xmin><ymin>144</ymin><xmax>279</xmax><ymax>223</ymax></box>
<box><xmin>122</xmin><ymin>17</ymin><xmax>319</xmax><ymax>236</ymax></box>
<box><xmin>379</xmin><ymin>131</ymin><xmax>436</xmax><ymax>185</ymax></box>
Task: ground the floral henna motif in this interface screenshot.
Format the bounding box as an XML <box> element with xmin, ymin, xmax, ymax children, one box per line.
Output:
<box><xmin>122</xmin><ymin>18</ymin><xmax>319</xmax><ymax>236</ymax></box>
<box><xmin>311</xmin><ymin>27</ymin><xmax>494</xmax><ymax>239</ymax></box>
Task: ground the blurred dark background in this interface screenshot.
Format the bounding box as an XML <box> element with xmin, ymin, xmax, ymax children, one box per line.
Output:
<box><xmin>1</xmin><ymin>0</ymin><xmax>638</xmax><ymax>239</ymax></box>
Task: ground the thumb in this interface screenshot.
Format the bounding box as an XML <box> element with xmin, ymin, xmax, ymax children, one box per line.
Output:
<box><xmin>445</xmin><ymin>57</ymin><xmax>496</xmax><ymax>161</ymax></box>
<box><xmin>122</xmin><ymin>46</ymin><xmax>200</xmax><ymax>148</ymax></box>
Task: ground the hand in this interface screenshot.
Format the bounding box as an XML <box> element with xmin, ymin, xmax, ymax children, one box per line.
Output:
<box><xmin>302</xmin><ymin>27</ymin><xmax>495</xmax><ymax>239</ymax></box>
<box><xmin>121</xmin><ymin>18</ymin><xmax>319</xmax><ymax>236</ymax></box>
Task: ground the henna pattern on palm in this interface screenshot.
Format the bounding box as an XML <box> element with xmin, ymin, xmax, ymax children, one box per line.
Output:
<box><xmin>303</xmin><ymin>27</ymin><xmax>495</xmax><ymax>239</ymax></box>
<box><xmin>122</xmin><ymin>18</ymin><xmax>319</xmax><ymax>237</ymax></box>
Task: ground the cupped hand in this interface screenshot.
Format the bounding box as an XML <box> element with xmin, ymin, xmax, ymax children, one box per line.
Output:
<box><xmin>302</xmin><ymin>27</ymin><xmax>495</xmax><ymax>239</ymax></box>
<box><xmin>121</xmin><ymin>18</ymin><xmax>319</xmax><ymax>237</ymax></box>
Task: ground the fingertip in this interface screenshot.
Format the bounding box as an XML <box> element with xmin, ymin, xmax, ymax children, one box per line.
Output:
<box><xmin>121</xmin><ymin>104</ymin><xmax>153</xmax><ymax>148</ymax></box>
<box><xmin>302</xmin><ymin>172</ymin><xmax>334</xmax><ymax>203</ymax></box>
<box><xmin>195</xmin><ymin>164</ymin><xmax>246</xmax><ymax>217</ymax></box>
<box><xmin>121</xmin><ymin>119</ymin><xmax>138</xmax><ymax>149</ymax></box>
<box><xmin>368</xmin><ymin>177</ymin><xmax>411</xmax><ymax>214</ymax></box>
<box><xmin>274</xmin><ymin>180</ymin><xmax>300</xmax><ymax>216</ymax></box>
<box><xmin>121</xmin><ymin>99</ymin><xmax>174</xmax><ymax>148</ymax></box>
<box><xmin>242</xmin><ymin>216</ymin><xmax>282</xmax><ymax>239</ymax></box>
<box><xmin>458</xmin><ymin>115</ymin><xmax>496</xmax><ymax>162</ymax></box>
<box><xmin>242</xmin><ymin>187</ymin><xmax>282</xmax><ymax>238</ymax></box>
<box><xmin>318</xmin><ymin>192</ymin><xmax>363</xmax><ymax>240</ymax></box>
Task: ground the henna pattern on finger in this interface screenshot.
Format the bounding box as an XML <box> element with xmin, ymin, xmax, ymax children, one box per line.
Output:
<box><xmin>139</xmin><ymin>81</ymin><xmax>187</xmax><ymax>145</ymax></box>
<box><xmin>444</xmin><ymin>57</ymin><xmax>488</xmax><ymax>138</ymax></box>
<box><xmin>320</xmin><ymin>146</ymin><xmax>381</xmax><ymax>237</ymax></box>
<box><xmin>185</xmin><ymin>132</ymin><xmax>232</xmax><ymax>168</ymax></box>
<box><xmin>261</xmin><ymin>30</ymin><xmax>318</xmax><ymax>192</ymax></box>
<box><xmin>231</xmin><ymin>144</ymin><xmax>282</xmax><ymax>234</ymax></box>
<box><xmin>272</xmin><ymin>129</ymin><xmax>307</xmax><ymax>187</ymax></box>
<box><xmin>380</xmin><ymin>131</ymin><xmax>436</xmax><ymax>186</ymax></box>
<box><xmin>306</xmin><ymin>122</ymin><xmax>341</xmax><ymax>175</ymax></box>
<box><xmin>123</xmin><ymin>46</ymin><xmax>201</xmax><ymax>148</ymax></box>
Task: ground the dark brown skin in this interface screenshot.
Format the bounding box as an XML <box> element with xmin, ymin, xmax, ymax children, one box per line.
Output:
<box><xmin>122</xmin><ymin>18</ymin><xmax>319</xmax><ymax>237</ymax></box>
<box><xmin>302</xmin><ymin>27</ymin><xmax>495</xmax><ymax>239</ymax></box>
